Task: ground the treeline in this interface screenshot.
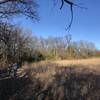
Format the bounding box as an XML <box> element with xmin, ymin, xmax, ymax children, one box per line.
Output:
<box><xmin>0</xmin><ymin>22</ymin><xmax>99</xmax><ymax>68</ymax></box>
<box><xmin>31</xmin><ymin>35</ymin><xmax>97</xmax><ymax>60</ymax></box>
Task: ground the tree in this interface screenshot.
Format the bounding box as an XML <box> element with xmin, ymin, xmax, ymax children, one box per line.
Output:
<box><xmin>0</xmin><ymin>22</ymin><xmax>33</xmax><ymax>68</ymax></box>
<box><xmin>0</xmin><ymin>0</ymin><xmax>39</xmax><ymax>21</ymax></box>
<box><xmin>77</xmin><ymin>40</ymin><xmax>97</xmax><ymax>58</ymax></box>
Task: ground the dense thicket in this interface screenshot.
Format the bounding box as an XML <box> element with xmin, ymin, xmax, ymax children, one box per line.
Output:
<box><xmin>0</xmin><ymin>22</ymin><xmax>33</xmax><ymax>68</ymax></box>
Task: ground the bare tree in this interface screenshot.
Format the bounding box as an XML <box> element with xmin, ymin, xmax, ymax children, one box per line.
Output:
<box><xmin>0</xmin><ymin>22</ymin><xmax>33</xmax><ymax>68</ymax></box>
<box><xmin>0</xmin><ymin>0</ymin><xmax>39</xmax><ymax>20</ymax></box>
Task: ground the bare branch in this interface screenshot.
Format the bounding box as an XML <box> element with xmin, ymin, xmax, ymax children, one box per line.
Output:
<box><xmin>60</xmin><ymin>0</ymin><xmax>87</xmax><ymax>30</ymax></box>
<box><xmin>0</xmin><ymin>0</ymin><xmax>39</xmax><ymax>21</ymax></box>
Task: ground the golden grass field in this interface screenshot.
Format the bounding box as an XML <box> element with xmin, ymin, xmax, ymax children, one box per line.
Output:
<box><xmin>22</xmin><ymin>58</ymin><xmax>100</xmax><ymax>81</ymax></box>
<box><xmin>32</xmin><ymin>57</ymin><xmax>100</xmax><ymax>67</ymax></box>
<box><xmin>54</xmin><ymin>58</ymin><xmax>100</xmax><ymax>66</ymax></box>
<box><xmin>1</xmin><ymin>58</ymin><xmax>100</xmax><ymax>100</ymax></box>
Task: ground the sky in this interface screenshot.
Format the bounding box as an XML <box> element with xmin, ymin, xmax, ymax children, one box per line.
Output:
<box><xmin>14</xmin><ymin>0</ymin><xmax>100</xmax><ymax>49</ymax></box>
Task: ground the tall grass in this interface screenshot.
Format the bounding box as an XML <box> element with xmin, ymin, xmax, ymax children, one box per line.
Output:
<box><xmin>0</xmin><ymin>59</ymin><xmax>100</xmax><ymax>100</ymax></box>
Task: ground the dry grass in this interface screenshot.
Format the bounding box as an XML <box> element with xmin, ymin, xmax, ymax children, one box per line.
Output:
<box><xmin>22</xmin><ymin>58</ymin><xmax>100</xmax><ymax>82</ymax></box>
<box><xmin>54</xmin><ymin>57</ymin><xmax>100</xmax><ymax>66</ymax></box>
<box><xmin>13</xmin><ymin>58</ymin><xmax>100</xmax><ymax>100</ymax></box>
<box><xmin>31</xmin><ymin>57</ymin><xmax>100</xmax><ymax>68</ymax></box>
<box><xmin>1</xmin><ymin>58</ymin><xmax>100</xmax><ymax>100</ymax></box>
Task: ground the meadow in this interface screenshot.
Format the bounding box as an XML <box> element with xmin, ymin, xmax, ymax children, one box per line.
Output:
<box><xmin>26</xmin><ymin>58</ymin><xmax>100</xmax><ymax>80</ymax></box>
<box><xmin>0</xmin><ymin>58</ymin><xmax>100</xmax><ymax>100</ymax></box>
